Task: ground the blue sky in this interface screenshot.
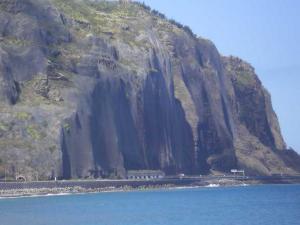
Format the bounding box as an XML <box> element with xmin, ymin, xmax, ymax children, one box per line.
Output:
<box><xmin>139</xmin><ymin>0</ymin><xmax>300</xmax><ymax>152</ymax></box>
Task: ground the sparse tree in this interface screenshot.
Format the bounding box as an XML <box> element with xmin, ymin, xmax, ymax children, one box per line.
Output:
<box><xmin>119</xmin><ymin>0</ymin><xmax>131</xmax><ymax>3</ymax></box>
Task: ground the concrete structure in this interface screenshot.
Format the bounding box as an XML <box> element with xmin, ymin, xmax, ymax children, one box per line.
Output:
<box><xmin>127</xmin><ymin>170</ymin><xmax>165</xmax><ymax>180</ymax></box>
<box><xmin>230</xmin><ymin>169</ymin><xmax>245</xmax><ymax>176</ymax></box>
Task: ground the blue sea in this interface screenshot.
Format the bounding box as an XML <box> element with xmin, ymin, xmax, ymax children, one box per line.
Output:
<box><xmin>0</xmin><ymin>184</ymin><xmax>300</xmax><ymax>225</ymax></box>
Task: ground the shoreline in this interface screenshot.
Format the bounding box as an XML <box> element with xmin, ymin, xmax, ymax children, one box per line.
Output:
<box><xmin>1</xmin><ymin>177</ymin><xmax>299</xmax><ymax>199</ymax></box>
<box><xmin>0</xmin><ymin>184</ymin><xmax>248</xmax><ymax>199</ymax></box>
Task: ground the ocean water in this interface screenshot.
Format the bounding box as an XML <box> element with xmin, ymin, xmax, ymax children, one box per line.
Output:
<box><xmin>0</xmin><ymin>185</ymin><xmax>300</xmax><ymax>225</ymax></box>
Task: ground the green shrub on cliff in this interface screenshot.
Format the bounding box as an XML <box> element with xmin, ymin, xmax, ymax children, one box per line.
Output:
<box><xmin>26</xmin><ymin>125</ymin><xmax>45</xmax><ymax>140</ymax></box>
<box><xmin>0</xmin><ymin>122</ymin><xmax>9</xmax><ymax>131</ymax></box>
<box><xmin>16</xmin><ymin>112</ymin><xmax>31</xmax><ymax>120</ymax></box>
<box><xmin>235</xmin><ymin>71</ymin><xmax>256</xmax><ymax>87</ymax></box>
<box><xmin>63</xmin><ymin>123</ymin><xmax>71</xmax><ymax>133</ymax></box>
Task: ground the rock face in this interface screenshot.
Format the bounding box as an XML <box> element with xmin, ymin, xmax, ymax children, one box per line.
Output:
<box><xmin>0</xmin><ymin>0</ymin><xmax>299</xmax><ymax>180</ymax></box>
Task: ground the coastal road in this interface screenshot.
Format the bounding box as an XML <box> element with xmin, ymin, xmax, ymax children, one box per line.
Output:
<box><xmin>1</xmin><ymin>175</ymin><xmax>300</xmax><ymax>191</ymax></box>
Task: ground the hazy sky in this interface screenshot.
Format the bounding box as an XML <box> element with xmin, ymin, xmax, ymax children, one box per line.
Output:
<box><xmin>139</xmin><ymin>0</ymin><xmax>300</xmax><ymax>152</ymax></box>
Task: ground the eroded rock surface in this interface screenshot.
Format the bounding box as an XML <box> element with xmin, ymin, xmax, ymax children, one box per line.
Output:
<box><xmin>0</xmin><ymin>0</ymin><xmax>299</xmax><ymax>180</ymax></box>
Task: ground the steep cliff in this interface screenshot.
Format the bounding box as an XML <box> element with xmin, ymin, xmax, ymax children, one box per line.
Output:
<box><xmin>0</xmin><ymin>0</ymin><xmax>299</xmax><ymax>180</ymax></box>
